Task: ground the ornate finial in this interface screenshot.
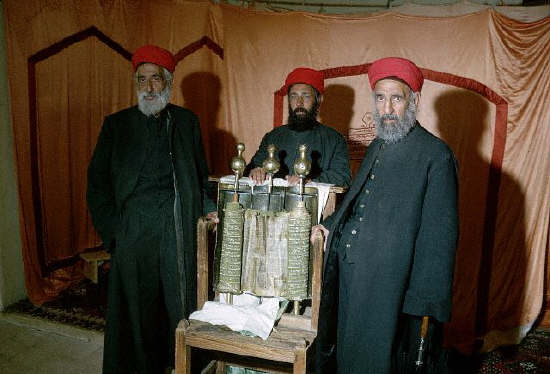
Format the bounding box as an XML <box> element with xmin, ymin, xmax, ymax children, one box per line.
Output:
<box><xmin>230</xmin><ymin>143</ymin><xmax>246</xmax><ymax>178</ymax></box>
<box><xmin>293</xmin><ymin>144</ymin><xmax>311</xmax><ymax>178</ymax></box>
<box><xmin>262</xmin><ymin>144</ymin><xmax>280</xmax><ymax>176</ymax></box>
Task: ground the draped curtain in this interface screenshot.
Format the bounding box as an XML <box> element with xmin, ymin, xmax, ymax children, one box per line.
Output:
<box><xmin>3</xmin><ymin>0</ymin><xmax>549</xmax><ymax>354</ymax></box>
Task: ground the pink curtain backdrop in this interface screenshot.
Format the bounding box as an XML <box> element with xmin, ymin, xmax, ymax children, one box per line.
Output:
<box><xmin>4</xmin><ymin>0</ymin><xmax>549</xmax><ymax>354</ymax></box>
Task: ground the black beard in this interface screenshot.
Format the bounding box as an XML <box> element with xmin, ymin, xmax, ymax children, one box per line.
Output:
<box><xmin>287</xmin><ymin>103</ymin><xmax>319</xmax><ymax>132</ymax></box>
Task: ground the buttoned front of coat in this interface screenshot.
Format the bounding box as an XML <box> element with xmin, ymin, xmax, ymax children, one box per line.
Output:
<box><xmin>316</xmin><ymin>124</ymin><xmax>459</xmax><ymax>374</ymax></box>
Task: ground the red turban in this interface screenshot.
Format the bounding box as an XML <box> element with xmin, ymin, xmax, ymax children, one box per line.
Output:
<box><xmin>132</xmin><ymin>45</ymin><xmax>176</xmax><ymax>73</ymax></box>
<box><xmin>368</xmin><ymin>57</ymin><xmax>424</xmax><ymax>92</ymax></box>
<box><xmin>284</xmin><ymin>67</ymin><xmax>324</xmax><ymax>94</ymax></box>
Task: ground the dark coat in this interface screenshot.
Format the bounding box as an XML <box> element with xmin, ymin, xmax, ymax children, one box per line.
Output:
<box><xmin>246</xmin><ymin>121</ymin><xmax>351</xmax><ymax>187</ymax></box>
<box><xmin>316</xmin><ymin>124</ymin><xmax>459</xmax><ymax>373</ymax></box>
<box><xmin>87</xmin><ymin>103</ymin><xmax>215</xmax><ymax>317</ymax></box>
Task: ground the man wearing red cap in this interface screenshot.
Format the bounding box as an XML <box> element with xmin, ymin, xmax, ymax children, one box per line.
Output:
<box><xmin>245</xmin><ymin>67</ymin><xmax>351</xmax><ymax>187</ymax></box>
<box><xmin>314</xmin><ymin>57</ymin><xmax>458</xmax><ymax>373</ymax></box>
<box><xmin>87</xmin><ymin>45</ymin><xmax>216</xmax><ymax>373</ymax></box>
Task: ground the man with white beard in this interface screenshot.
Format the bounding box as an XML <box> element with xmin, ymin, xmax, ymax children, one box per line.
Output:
<box><xmin>314</xmin><ymin>57</ymin><xmax>459</xmax><ymax>373</ymax></box>
<box><xmin>87</xmin><ymin>45</ymin><xmax>216</xmax><ymax>374</ymax></box>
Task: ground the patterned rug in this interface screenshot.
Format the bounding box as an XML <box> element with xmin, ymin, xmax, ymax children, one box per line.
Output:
<box><xmin>4</xmin><ymin>279</ymin><xmax>106</xmax><ymax>332</ymax></box>
<box><xmin>474</xmin><ymin>329</ymin><xmax>550</xmax><ymax>373</ymax></box>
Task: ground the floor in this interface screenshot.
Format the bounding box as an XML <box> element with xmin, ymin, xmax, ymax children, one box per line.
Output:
<box><xmin>2</xmin><ymin>306</ymin><xmax>550</xmax><ymax>374</ymax></box>
<box><xmin>0</xmin><ymin>312</ymin><xmax>103</xmax><ymax>374</ymax></box>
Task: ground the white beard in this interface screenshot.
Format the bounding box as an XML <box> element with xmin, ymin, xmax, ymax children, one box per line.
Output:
<box><xmin>374</xmin><ymin>100</ymin><xmax>417</xmax><ymax>144</ymax></box>
<box><xmin>137</xmin><ymin>86</ymin><xmax>171</xmax><ymax>116</ymax></box>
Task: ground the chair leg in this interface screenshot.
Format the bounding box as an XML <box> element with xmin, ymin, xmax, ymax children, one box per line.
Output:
<box><xmin>175</xmin><ymin>320</ymin><xmax>191</xmax><ymax>374</ymax></box>
<box><xmin>293</xmin><ymin>346</ymin><xmax>307</xmax><ymax>374</ymax></box>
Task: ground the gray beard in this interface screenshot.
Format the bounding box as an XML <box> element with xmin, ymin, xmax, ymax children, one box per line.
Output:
<box><xmin>374</xmin><ymin>101</ymin><xmax>417</xmax><ymax>144</ymax></box>
<box><xmin>137</xmin><ymin>86</ymin><xmax>171</xmax><ymax>116</ymax></box>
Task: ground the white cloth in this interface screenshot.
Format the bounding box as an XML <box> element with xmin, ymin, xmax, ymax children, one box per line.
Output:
<box><xmin>189</xmin><ymin>295</ymin><xmax>283</xmax><ymax>340</ymax></box>
<box><xmin>219</xmin><ymin>175</ymin><xmax>331</xmax><ymax>222</ymax></box>
<box><xmin>306</xmin><ymin>181</ymin><xmax>331</xmax><ymax>223</ymax></box>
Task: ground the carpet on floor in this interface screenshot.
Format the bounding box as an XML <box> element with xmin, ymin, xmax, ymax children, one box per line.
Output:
<box><xmin>4</xmin><ymin>280</ymin><xmax>550</xmax><ymax>373</ymax></box>
<box><xmin>4</xmin><ymin>279</ymin><xmax>106</xmax><ymax>332</ymax></box>
<box><xmin>473</xmin><ymin>329</ymin><xmax>550</xmax><ymax>373</ymax></box>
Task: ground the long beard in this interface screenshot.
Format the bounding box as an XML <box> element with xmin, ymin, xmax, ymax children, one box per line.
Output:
<box><xmin>374</xmin><ymin>101</ymin><xmax>417</xmax><ymax>144</ymax></box>
<box><xmin>287</xmin><ymin>102</ymin><xmax>320</xmax><ymax>132</ymax></box>
<box><xmin>137</xmin><ymin>86</ymin><xmax>171</xmax><ymax>116</ymax></box>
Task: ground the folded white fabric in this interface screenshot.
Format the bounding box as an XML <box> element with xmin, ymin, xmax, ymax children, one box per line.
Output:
<box><xmin>306</xmin><ymin>181</ymin><xmax>331</xmax><ymax>222</ymax></box>
<box><xmin>189</xmin><ymin>296</ymin><xmax>282</xmax><ymax>340</ymax></box>
<box><xmin>219</xmin><ymin>175</ymin><xmax>331</xmax><ymax>222</ymax></box>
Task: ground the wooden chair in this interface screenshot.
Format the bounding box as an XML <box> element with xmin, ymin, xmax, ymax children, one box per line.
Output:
<box><xmin>175</xmin><ymin>217</ymin><xmax>325</xmax><ymax>374</ymax></box>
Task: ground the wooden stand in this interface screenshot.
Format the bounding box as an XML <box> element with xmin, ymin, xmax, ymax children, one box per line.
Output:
<box><xmin>79</xmin><ymin>249</ymin><xmax>110</xmax><ymax>284</ymax></box>
<box><xmin>175</xmin><ymin>217</ymin><xmax>325</xmax><ymax>374</ymax></box>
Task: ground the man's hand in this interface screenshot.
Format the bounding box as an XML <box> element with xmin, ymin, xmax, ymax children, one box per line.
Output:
<box><xmin>311</xmin><ymin>224</ymin><xmax>329</xmax><ymax>252</ymax></box>
<box><xmin>249</xmin><ymin>167</ymin><xmax>266</xmax><ymax>185</ymax></box>
<box><xmin>206</xmin><ymin>211</ymin><xmax>219</xmax><ymax>223</ymax></box>
<box><xmin>285</xmin><ymin>174</ymin><xmax>300</xmax><ymax>186</ymax></box>
<box><xmin>205</xmin><ymin>211</ymin><xmax>219</xmax><ymax>232</ymax></box>
<box><xmin>286</xmin><ymin>175</ymin><xmax>311</xmax><ymax>186</ymax></box>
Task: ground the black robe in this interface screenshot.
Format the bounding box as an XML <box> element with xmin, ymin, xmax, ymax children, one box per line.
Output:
<box><xmin>245</xmin><ymin>121</ymin><xmax>351</xmax><ymax>187</ymax></box>
<box><xmin>87</xmin><ymin>104</ymin><xmax>215</xmax><ymax>373</ymax></box>
<box><xmin>316</xmin><ymin>124</ymin><xmax>459</xmax><ymax>373</ymax></box>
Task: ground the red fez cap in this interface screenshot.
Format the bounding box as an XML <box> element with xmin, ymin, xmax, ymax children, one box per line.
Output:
<box><xmin>132</xmin><ymin>45</ymin><xmax>176</xmax><ymax>73</ymax></box>
<box><xmin>284</xmin><ymin>67</ymin><xmax>324</xmax><ymax>94</ymax></box>
<box><xmin>368</xmin><ymin>57</ymin><xmax>424</xmax><ymax>92</ymax></box>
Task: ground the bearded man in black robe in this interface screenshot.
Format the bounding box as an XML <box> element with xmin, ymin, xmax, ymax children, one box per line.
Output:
<box><xmin>314</xmin><ymin>57</ymin><xmax>459</xmax><ymax>373</ymax></box>
<box><xmin>87</xmin><ymin>45</ymin><xmax>217</xmax><ymax>374</ymax></box>
<box><xmin>246</xmin><ymin>67</ymin><xmax>351</xmax><ymax>187</ymax></box>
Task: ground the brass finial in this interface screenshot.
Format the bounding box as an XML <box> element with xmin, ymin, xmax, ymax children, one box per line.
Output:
<box><xmin>230</xmin><ymin>143</ymin><xmax>246</xmax><ymax>199</ymax></box>
<box><xmin>230</xmin><ymin>143</ymin><xmax>246</xmax><ymax>178</ymax></box>
<box><xmin>293</xmin><ymin>144</ymin><xmax>311</xmax><ymax>178</ymax></box>
<box><xmin>262</xmin><ymin>144</ymin><xmax>280</xmax><ymax>176</ymax></box>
